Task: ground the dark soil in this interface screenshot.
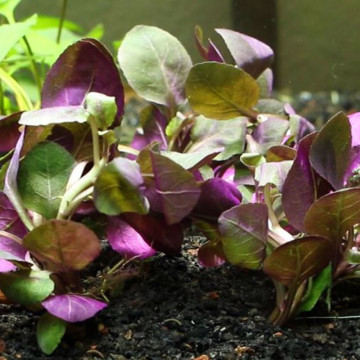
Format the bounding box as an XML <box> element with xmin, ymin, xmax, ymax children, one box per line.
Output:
<box><xmin>1</xmin><ymin>236</ymin><xmax>360</xmax><ymax>360</ymax></box>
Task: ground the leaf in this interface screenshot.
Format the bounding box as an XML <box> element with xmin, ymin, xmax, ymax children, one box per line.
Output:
<box><xmin>106</xmin><ymin>216</ymin><xmax>156</xmax><ymax>259</ymax></box>
<box><xmin>282</xmin><ymin>133</ymin><xmax>318</xmax><ymax>232</ymax></box>
<box><xmin>250</xmin><ymin>117</ymin><xmax>289</xmax><ymax>154</ymax></box>
<box><xmin>0</xmin><ymin>0</ymin><xmax>22</xmax><ymax>19</ymax></box>
<box><xmin>118</xmin><ymin>25</ymin><xmax>192</xmax><ymax>108</ymax></box>
<box><xmin>23</xmin><ymin>220</ymin><xmax>101</xmax><ymax>272</ymax></box>
<box><xmin>17</xmin><ymin>142</ymin><xmax>75</xmax><ymax>219</ymax></box>
<box><xmin>219</xmin><ymin>204</ymin><xmax>268</xmax><ymax>269</ymax></box>
<box><xmin>0</xmin><ymin>191</ymin><xmax>27</xmax><ymax>261</ymax></box>
<box><xmin>257</xmin><ymin>68</ymin><xmax>273</xmax><ymax>98</ymax></box>
<box><xmin>3</xmin><ymin>130</ymin><xmax>32</xmax><ymax>230</ymax></box>
<box><xmin>192</xmin><ymin>178</ymin><xmax>242</xmax><ymax>222</ymax></box>
<box><xmin>297</xmin><ymin>264</ymin><xmax>332</xmax><ymax>313</ymax></box>
<box><xmin>0</xmin><ymin>15</ymin><xmax>37</xmax><ymax>62</ymax></box>
<box><xmin>198</xmin><ymin>240</ymin><xmax>226</xmax><ymax>267</ymax></box>
<box><xmin>0</xmin><ymin>112</ymin><xmax>22</xmax><ymax>152</ymax></box>
<box><xmin>137</xmin><ymin>150</ymin><xmax>200</xmax><ymax>224</ymax></box>
<box><xmin>0</xmin><ymin>270</ymin><xmax>54</xmax><ymax>305</ymax></box>
<box><xmin>42</xmin><ymin>294</ymin><xmax>107</xmax><ymax>323</ymax></box>
<box><xmin>194</xmin><ymin>25</ymin><xmax>224</xmax><ymax>63</ymax></box>
<box><xmin>188</xmin><ymin>116</ymin><xmax>247</xmax><ymax>160</ymax></box>
<box><xmin>255</xmin><ymin>161</ymin><xmax>293</xmax><ymax>191</ymax></box>
<box><xmin>309</xmin><ymin>112</ymin><xmax>351</xmax><ymax>190</ymax></box>
<box><xmin>160</xmin><ymin>149</ymin><xmax>221</xmax><ymax>172</ymax></box>
<box><xmin>94</xmin><ymin>158</ymin><xmax>149</xmax><ymax>216</ymax></box>
<box><xmin>186</xmin><ymin>62</ymin><xmax>259</xmax><ymax>120</ymax></box>
<box><xmin>266</xmin><ymin>145</ymin><xmax>296</xmax><ymax>162</ymax></box>
<box><xmin>263</xmin><ymin>237</ymin><xmax>333</xmax><ymax>286</ymax></box>
<box><xmin>42</xmin><ymin>38</ymin><xmax>124</xmax><ymax>122</ymax></box>
<box><xmin>19</xmin><ymin>106</ymin><xmax>88</xmax><ymax>126</ymax></box>
<box><xmin>115</xmin><ymin>213</ymin><xmax>183</xmax><ymax>255</ymax></box>
<box><xmin>215</xmin><ymin>28</ymin><xmax>274</xmax><ymax>79</ymax></box>
<box><xmin>37</xmin><ymin>312</ymin><xmax>66</xmax><ymax>355</ymax></box>
<box><xmin>304</xmin><ymin>188</ymin><xmax>360</xmax><ymax>246</ymax></box>
<box><xmin>84</xmin><ymin>92</ymin><xmax>117</xmax><ymax>130</ymax></box>
<box><xmin>131</xmin><ymin>105</ymin><xmax>168</xmax><ymax>151</ymax></box>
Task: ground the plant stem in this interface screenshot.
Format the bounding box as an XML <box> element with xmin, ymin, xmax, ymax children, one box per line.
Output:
<box><xmin>57</xmin><ymin>118</ymin><xmax>105</xmax><ymax>219</ymax></box>
<box><xmin>264</xmin><ymin>184</ymin><xmax>293</xmax><ymax>245</ymax></box>
<box><xmin>57</xmin><ymin>0</ymin><xmax>68</xmax><ymax>44</ymax></box>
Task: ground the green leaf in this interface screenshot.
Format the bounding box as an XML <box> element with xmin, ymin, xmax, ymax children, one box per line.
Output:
<box><xmin>84</xmin><ymin>92</ymin><xmax>117</xmax><ymax>129</ymax></box>
<box><xmin>219</xmin><ymin>204</ymin><xmax>268</xmax><ymax>269</ymax></box>
<box><xmin>0</xmin><ymin>0</ymin><xmax>22</xmax><ymax>19</ymax></box>
<box><xmin>23</xmin><ymin>220</ymin><xmax>101</xmax><ymax>272</ymax></box>
<box><xmin>0</xmin><ymin>14</ymin><xmax>37</xmax><ymax>62</ymax></box>
<box><xmin>94</xmin><ymin>158</ymin><xmax>149</xmax><ymax>216</ymax></box>
<box><xmin>118</xmin><ymin>25</ymin><xmax>192</xmax><ymax>108</ymax></box>
<box><xmin>304</xmin><ymin>188</ymin><xmax>360</xmax><ymax>247</ymax></box>
<box><xmin>255</xmin><ymin>161</ymin><xmax>293</xmax><ymax>190</ymax></box>
<box><xmin>17</xmin><ymin>142</ymin><xmax>75</xmax><ymax>219</ymax></box>
<box><xmin>185</xmin><ymin>62</ymin><xmax>259</xmax><ymax>120</ymax></box>
<box><xmin>37</xmin><ymin>312</ymin><xmax>66</xmax><ymax>355</ymax></box>
<box><xmin>263</xmin><ymin>237</ymin><xmax>333</xmax><ymax>287</ymax></box>
<box><xmin>188</xmin><ymin>116</ymin><xmax>247</xmax><ymax>160</ymax></box>
<box><xmin>309</xmin><ymin>112</ymin><xmax>351</xmax><ymax>190</ymax></box>
<box><xmin>160</xmin><ymin>149</ymin><xmax>221</xmax><ymax>171</ymax></box>
<box><xmin>297</xmin><ymin>264</ymin><xmax>332</xmax><ymax>313</ymax></box>
<box><xmin>0</xmin><ymin>269</ymin><xmax>54</xmax><ymax>305</ymax></box>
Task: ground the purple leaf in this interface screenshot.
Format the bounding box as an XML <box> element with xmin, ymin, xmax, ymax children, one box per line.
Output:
<box><xmin>138</xmin><ymin>150</ymin><xmax>200</xmax><ymax>225</ymax></box>
<box><xmin>194</xmin><ymin>25</ymin><xmax>224</xmax><ymax>63</ymax></box>
<box><xmin>192</xmin><ymin>178</ymin><xmax>242</xmax><ymax>222</ymax></box>
<box><xmin>215</xmin><ymin>29</ymin><xmax>274</xmax><ymax>79</ymax></box>
<box><xmin>250</xmin><ymin>117</ymin><xmax>289</xmax><ymax>154</ymax></box>
<box><xmin>0</xmin><ymin>191</ymin><xmax>27</xmax><ymax>260</ymax></box>
<box><xmin>345</xmin><ymin>112</ymin><xmax>360</xmax><ymax>182</ymax></box>
<box><xmin>42</xmin><ymin>294</ymin><xmax>107</xmax><ymax>323</ymax></box>
<box><xmin>282</xmin><ymin>133</ymin><xmax>318</xmax><ymax>232</ymax></box>
<box><xmin>131</xmin><ymin>105</ymin><xmax>168</xmax><ymax>151</ymax></box>
<box><xmin>123</xmin><ymin>213</ymin><xmax>183</xmax><ymax>254</ymax></box>
<box><xmin>198</xmin><ymin>241</ymin><xmax>226</xmax><ymax>267</ymax></box>
<box><xmin>106</xmin><ymin>217</ymin><xmax>156</xmax><ymax>259</ymax></box>
<box><xmin>219</xmin><ymin>203</ymin><xmax>268</xmax><ymax>269</ymax></box>
<box><xmin>41</xmin><ymin>38</ymin><xmax>124</xmax><ymax>123</ymax></box>
<box><xmin>310</xmin><ymin>112</ymin><xmax>351</xmax><ymax>190</ymax></box>
<box><xmin>0</xmin><ymin>259</ymin><xmax>16</xmax><ymax>273</ymax></box>
<box><xmin>0</xmin><ymin>112</ymin><xmax>22</xmax><ymax>152</ymax></box>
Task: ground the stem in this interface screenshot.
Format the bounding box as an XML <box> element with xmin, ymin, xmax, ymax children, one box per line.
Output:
<box><xmin>0</xmin><ymin>231</ymin><xmax>23</xmax><ymax>245</ymax></box>
<box><xmin>57</xmin><ymin>0</ymin><xmax>68</xmax><ymax>44</ymax></box>
<box><xmin>57</xmin><ymin>118</ymin><xmax>105</xmax><ymax>219</ymax></box>
<box><xmin>264</xmin><ymin>184</ymin><xmax>293</xmax><ymax>245</ymax></box>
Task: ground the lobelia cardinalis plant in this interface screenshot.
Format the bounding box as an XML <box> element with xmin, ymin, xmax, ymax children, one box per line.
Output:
<box><xmin>0</xmin><ymin>19</ymin><xmax>357</xmax><ymax>355</ymax></box>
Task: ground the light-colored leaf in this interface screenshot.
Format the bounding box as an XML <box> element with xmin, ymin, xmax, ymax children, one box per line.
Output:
<box><xmin>118</xmin><ymin>25</ymin><xmax>192</xmax><ymax>108</ymax></box>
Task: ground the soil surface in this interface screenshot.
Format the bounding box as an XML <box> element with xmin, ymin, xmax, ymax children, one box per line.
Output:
<box><xmin>1</xmin><ymin>236</ymin><xmax>360</xmax><ymax>360</ymax></box>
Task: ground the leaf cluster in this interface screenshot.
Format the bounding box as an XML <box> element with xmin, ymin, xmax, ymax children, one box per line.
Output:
<box><xmin>0</xmin><ymin>2</ymin><xmax>359</xmax><ymax>354</ymax></box>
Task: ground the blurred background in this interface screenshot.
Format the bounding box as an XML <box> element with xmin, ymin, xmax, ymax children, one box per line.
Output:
<box><xmin>15</xmin><ymin>0</ymin><xmax>360</xmax><ymax>124</ymax></box>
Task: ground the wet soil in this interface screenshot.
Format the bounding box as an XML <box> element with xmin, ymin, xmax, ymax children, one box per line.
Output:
<box><xmin>1</xmin><ymin>236</ymin><xmax>360</xmax><ymax>360</ymax></box>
